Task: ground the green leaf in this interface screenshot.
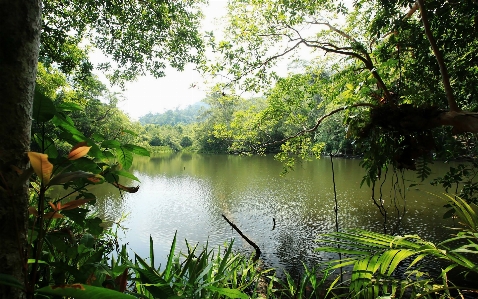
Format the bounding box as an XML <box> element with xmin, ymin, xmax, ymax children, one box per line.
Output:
<box><xmin>116</xmin><ymin>147</ymin><xmax>133</xmax><ymax>170</ymax></box>
<box><xmin>85</xmin><ymin>217</ymin><xmax>104</xmax><ymax>236</ymax></box>
<box><xmin>80</xmin><ymin>233</ymin><xmax>95</xmax><ymax>247</ymax></box>
<box><xmin>123</xmin><ymin>144</ymin><xmax>150</xmax><ymax>157</ymax></box>
<box><xmin>163</xmin><ymin>232</ymin><xmax>177</xmax><ymax>282</ymax></box>
<box><xmin>36</xmin><ymin>284</ymin><xmax>136</xmax><ymax>299</ymax></box>
<box><xmin>150</xmin><ymin>236</ymin><xmax>154</xmax><ymax>270</ymax></box>
<box><xmin>72</xmin><ymin>157</ymin><xmax>102</xmax><ymax>174</ymax></box>
<box><xmin>114</xmin><ymin>170</ymin><xmax>140</xmax><ymax>182</ymax></box>
<box><xmin>62</xmin><ymin>207</ymin><xmax>89</xmax><ymax>225</ymax></box>
<box><xmin>49</xmin><ymin>171</ymin><xmax>96</xmax><ymax>185</ymax></box>
<box><xmin>90</xmin><ymin>133</ymin><xmax>105</xmax><ymax>142</ymax></box>
<box><xmin>122</xmin><ymin>129</ymin><xmax>138</xmax><ymax>137</ymax></box>
<box><xmin>33</xmin><ymin>86</ymin><xmax>56</xmax><ymax>122</ymax></box>
<box><xmin>0</xmin><ymin>273</ymin><xmax>25</xmax><ymax>290</ymax></box>
<box><xmin>207</xmin><ymin>286</ymin><xmax>249</xmax><ymax>299</ymax></box>
<box><xmin>33</xmin><ymin>135</ymin><xmax>58</xmax><ymax>159</ymax></box>
<box><xmin>56</xmin><ymin>102</ymin><xmax>83</xmax><ymax>112</ymax></box>
<box><xmin>27</xmin><ymin>259</ymin><xmax>49</xmax><ymax>265</ymax></box>
<box><xmin>53</xmin><ymin>114</ymin><xmax>85</xmax><ymax>138</ymax></box>
<box><xmin>102</xmin><ymin>140</ymin><xmax>122</xmax><ymax>149</ymax></box>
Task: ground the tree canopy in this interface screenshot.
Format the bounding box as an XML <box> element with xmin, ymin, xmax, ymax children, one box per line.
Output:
<box><xmin>41</xmin><ymin>0</ymin><xmax>206</xmax><ymax>84</ymax></box>
<box><xmin>201</xmin><ymin>0</ymin><xmax>478</xmax><ymax>174</ymax></box>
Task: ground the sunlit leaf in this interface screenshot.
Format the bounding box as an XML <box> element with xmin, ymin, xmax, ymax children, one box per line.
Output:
<box><xmin>123</xmin><ymin>144</ymin><xmax>150</xmax><ymax>157</ymax></box>
<box><xmin>52</xmin><ymin>114</ymin><xmax>85</xmax><ymax>138</ymax></box>
<box><xmin>56</xmin><ymin>102</ymin><xmax>83</xmax><ymax>112</ymax></box>
<box><xmin>207</xmin><ymin>286</ymin><xmax>249</xmax><ymax>299</ymax></box>
<box><xmin>114</xmin><ymin>170</ymin><xmax>140</xmax><ymax>182</ymax></box>
<box><xmin>116</xmin><ymin>147</ymin><xmax>133</xmax><ymax>170</ymax></box>
<box><xmin>27</xmin><ymin>152</ymin><xmax>53</xmax><ymax>185</ymax></box>
<box><xmin>27</xmin><ymin>259</ymin><xmax>49</xmax><ymax>265</ymax></box>
<box><xmin>68</xmin><ymin>142</ymin><xmax>91</xmax><ymax>160</ymax></box>
<box><xmin>37</xmin><ymin>284</ymin><xmax>136</xmax><ymax>299</ymax></box>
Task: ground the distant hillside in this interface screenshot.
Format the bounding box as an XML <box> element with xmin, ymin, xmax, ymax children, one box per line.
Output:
<box><xmin>139</xmin><ymin>101</ymin><xmax>208</xmax><ymax>125</ymax></box>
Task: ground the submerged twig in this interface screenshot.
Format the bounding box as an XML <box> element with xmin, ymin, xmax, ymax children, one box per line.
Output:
<box><xmin>222</xmin><ymin>214</ymin><xmax>261</xmax><ymax>261</ymax></box>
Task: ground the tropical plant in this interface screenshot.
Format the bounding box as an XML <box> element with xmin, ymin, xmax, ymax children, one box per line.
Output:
<box><xmin>316</xmin><ymin>195</ymin><xmax>478</xmax><ymax>298</ymax></box>
<box><xmin>122</xmin><ymin>233</ymin><xmax>271</xmax><ymax>299</ymax></box>
<box><xmin>1</xmin><ymin>0</ymin><xmax>206</xmax><ymax>296</ymax></box>
<box><xmin>0</xmin><ymin>83</ymin><xmax>150</xmax><ymax>298</ymax></box>
<box><xmin>266</xmin><ymin>263</ymin><xmax>330</xmax><ymax>299</ymax></box>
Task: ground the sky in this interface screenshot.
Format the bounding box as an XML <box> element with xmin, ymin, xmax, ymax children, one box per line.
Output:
<box><xmin>91</xmin><ymin>1</ymin><xmax>229</xmax><ymax>120</ymax></box>
<box><xmin>91</xmin><ymin>0</ymin><xmax>322</xmax><ymax>120</ymax></box>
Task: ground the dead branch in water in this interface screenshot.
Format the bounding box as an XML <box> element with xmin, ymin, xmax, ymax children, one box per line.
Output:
<box><xmin>222</xmin><ymin>214</ymin><xmax>261</xmax><ymax>261</ymax></box>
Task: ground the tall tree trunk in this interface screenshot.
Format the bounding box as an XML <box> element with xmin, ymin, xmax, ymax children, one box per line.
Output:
<box><xmin>0</xmin><ymin>0</ymin><xmax>41</xmax><ymax>298</ymax></box>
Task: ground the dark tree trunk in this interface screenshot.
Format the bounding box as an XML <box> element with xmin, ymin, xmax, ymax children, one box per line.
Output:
<box><xmin>0</xmin><ymin>0</ymin><xmax>41</xmax><ymax>298</ymax></box>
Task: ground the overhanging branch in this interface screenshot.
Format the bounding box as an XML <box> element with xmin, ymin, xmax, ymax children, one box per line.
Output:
<box><xmin>262</xmin><ymin>103</ymin><xmax>376</xmax><ymax>148</ymax></box>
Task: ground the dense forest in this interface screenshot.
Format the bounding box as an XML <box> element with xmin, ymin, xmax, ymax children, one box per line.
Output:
<box><xmin>1</xmin><ymin>0</ymin><xmax>478</xmax><ymax>298</ymax></box>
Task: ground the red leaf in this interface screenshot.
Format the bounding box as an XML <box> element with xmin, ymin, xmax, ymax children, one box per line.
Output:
<box><xmin>59</xmin><ymin>198</ymin><xmax>93</xmax><ymax>210</ymax></box>
<box><xmin>44</xmin><ymin>212</ymin><xmax>64</xmax><ymax>219</ymax></box>
<box><xmin>29</xmin><ymin>207</ymin><xmax>38</xmax><ymax>216</ymax></box>
<box><xmin>112</xmin><ymin>182</ymin><xmax>140</xmax><ymax>193</ymax></box>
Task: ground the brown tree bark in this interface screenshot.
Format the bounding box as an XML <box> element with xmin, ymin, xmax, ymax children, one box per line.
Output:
<box><xmin>0</xmin><ymin>0</ymin><xmax>41</xmax><ymax>298</ymax></box>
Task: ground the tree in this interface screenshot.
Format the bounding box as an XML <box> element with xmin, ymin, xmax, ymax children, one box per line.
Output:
<box><xmin>41</xmin><ymin>0</ymin><xmax>205</xmax><ymax>83</ymax></box>
<box><xmin>194</xmin><ymin>91</ymin><xmax>242</xmax><ymax>153</ymax></box>
<box><xmin>208</xmin><ymin>0</ymin><xmax>478</xmax><ymax>172</ymax></box>
<box><xmin>0</xmin><ymin>1</ymin><xmax>41</xmax><ymax>298</ymax></box>
<box><xmin>0</xmin><ymin>0</ymin><xmax>205</xmax><ymax>297</ymax></box>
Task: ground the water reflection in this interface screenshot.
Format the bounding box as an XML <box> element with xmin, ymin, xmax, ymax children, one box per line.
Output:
<box><xmin>89</xmin><ymin>153</ymin><xmax>455</xmax><ymax>275</ymax></box>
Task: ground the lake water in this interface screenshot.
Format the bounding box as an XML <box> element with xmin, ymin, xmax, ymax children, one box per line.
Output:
<box><xmin>90</xmin><ymin>153</ymin><xmax>458</xmax><ymax>276</ymax></box>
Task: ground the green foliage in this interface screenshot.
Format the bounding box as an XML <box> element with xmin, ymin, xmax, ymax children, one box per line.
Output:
<box><xmin>139</xmin><ymin>102</ymin><xmax>207</xmax><ymax>126</ymax></box>
<box><xmin>200</xmin><ymin>0</ymin><xmax>478</xmax><ymax>188</ymax></box>
<box><xmin>316</xmin><ymin>195</ymin><xmax>478</xmax><ymax>298</ymax></box>
<box><xmin>266</xmin><ymin>263</ymin><xmax>330</xmax><ymax>299</ymax></box>
<box><xmin>15</xmin><ymin>74</ymin><xmax>150</xmax><ymax>298</ymax></box>
<box><xmin>432</xmin><ymin>161</ymin><xmax>478</xmax><ymax>215</ymax></box>
<box><xmin>41</xmin><ymin>0</ymin><xmax>206</xmax><ymax>84</ymax></box>
<box><xmin>36</xmin><ymin>284</ymin><xmax>136</xmax><ymax>299</ymax></box>
<box><xmin>143</xmin><ymin>124</ymin><xmax>191</xmax><ymax>152</ymax></box>
<box><xmin>121</xmin><ymin>233</ymin><xmax>271</xmax><ymax>299</ymax></box>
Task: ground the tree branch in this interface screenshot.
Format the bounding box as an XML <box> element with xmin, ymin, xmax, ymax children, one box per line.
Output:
<box><xmin>300</xmin><ymin>39</ymin><xmax>392</xmax><ymax>101</ymax></box>
<box><xmin>222</xmin><ymin>214</ymin><xmax>261</xmax><ymax>261</ymax></box>
<box><xmin>403</xmin><ymin>1</ymin><xmax>419</xmax><ymax>20</ymax></box>
<box><xmin>284</xmin><ymin>23</ymin><xmax>393</xmax><ymax>101</ymax></box>
<box><xmin>262</xmin><ymin>103</ymin><xmax>376</xmax><ymax>148</ymax></box>
<box><xmin>225</xmin><ymin>39</ymin><xmax>304</xmax><ymax>88</ymax></box>
<box><xmin>417</xmin><ymin>0</ymin><xmax>459</xmax><ymax>112</ymax></box>
<box><xmin>308</xmin><ymin>20</ymin><xmax>358</xmax><ymax>43</ymax></box>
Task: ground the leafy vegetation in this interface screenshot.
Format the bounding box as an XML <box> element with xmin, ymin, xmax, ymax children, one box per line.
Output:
<box><xmin>3</xmin><ymin>0</ymin><xmax>478</xmax><ymax>298</ymax></box>
<box><xmin>317</xmin><ymin>195</ymin><xmax>478</xmax><ymax>298</ymax></box>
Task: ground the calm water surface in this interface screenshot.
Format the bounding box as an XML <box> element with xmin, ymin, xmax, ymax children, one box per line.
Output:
<box><xmin>90</xmin><ymin>153</ymin><xmax>457</xmax><ymax>275</ymax></box>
